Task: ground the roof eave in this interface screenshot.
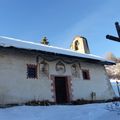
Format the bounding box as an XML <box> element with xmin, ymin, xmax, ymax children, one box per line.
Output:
<box><xmin>0</xmin><ymin>46</ymin><xmax>115</xmax><ymax>65</ymax></box>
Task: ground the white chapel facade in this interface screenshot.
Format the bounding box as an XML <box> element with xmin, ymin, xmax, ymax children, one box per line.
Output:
<box><xmin>0</xmin><ymin>36</ymin><xmax>115</xmax><ymax>105</ymax></box>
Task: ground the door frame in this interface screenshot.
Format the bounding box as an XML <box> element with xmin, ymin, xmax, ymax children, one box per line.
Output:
<box><xmin>54</xmin><ymin>76</ymin><xmax>69</xmax><ymax>103</ymax></box>
<box><xmin>50</xmin><ymin>75</ymin><xmax>72</xmax><ymax>103</ymax></box>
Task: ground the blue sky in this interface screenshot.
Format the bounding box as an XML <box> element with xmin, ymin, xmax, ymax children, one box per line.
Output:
<box><xmin>0</xmin><ymin>0</ymin><xmax>120</xmax><ymax>57</ymax></box>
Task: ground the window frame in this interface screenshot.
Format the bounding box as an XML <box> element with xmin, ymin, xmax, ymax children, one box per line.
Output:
<box><xmin>27</xmin><ymin>64</ymin><xmax>38</xmax><ymax>79</ymax></box>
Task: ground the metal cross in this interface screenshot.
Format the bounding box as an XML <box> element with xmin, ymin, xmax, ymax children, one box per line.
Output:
<box><xmin>106</xmin><ymin>22</ymin><xmax>120</xmax><ymax>42</ymax></box>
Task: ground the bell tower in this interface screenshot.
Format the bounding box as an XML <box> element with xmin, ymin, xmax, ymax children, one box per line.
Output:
<box><xmin>70</xmin><ymin>36</ymin><xmax>90</xmax><ymax>54</ymax></box>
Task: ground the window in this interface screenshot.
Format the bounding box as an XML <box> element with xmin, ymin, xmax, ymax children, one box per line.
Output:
<box><xmin>82</xmin><ymin>70</ymin><xmax>90</xmax><ymax>80</ymax></box>
<box><xmin>27</xmin><ymin>64</ymin><xmax>37</xmax><ymax>79</ymax></box>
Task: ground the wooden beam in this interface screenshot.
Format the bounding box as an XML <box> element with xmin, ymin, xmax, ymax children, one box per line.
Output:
<box><xmin>115</xmin><ymin>22</ymin><xmax>120</xmax><ymax>38</ymax></box>
<box><xmin>106</xmin><ymin>35</ymin><xmax>120</xmax><ymax>42</ymax></box>
<box><xmin>106</xmin><ymin>22</ymin><xmax>120</xmax><ymax>42</ymax></box>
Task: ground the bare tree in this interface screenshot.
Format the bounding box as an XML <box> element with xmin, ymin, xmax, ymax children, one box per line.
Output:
<box><xmin>105</xmin><ymin>52</ymin><xmax>117</xmax><ymax>62</ymax></box>
<box><xmin>105</xmin><ymin>52</ymin><xmax>120</xmax><ymax>79</ymax></box>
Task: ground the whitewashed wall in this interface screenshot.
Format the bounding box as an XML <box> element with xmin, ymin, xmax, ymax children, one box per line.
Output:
<box><xmin>0</xmin><ymin>49</ymin><xmax>115</xmax><ymax>104</ymax></box>
<box><xmin>0</xmin><ymin>49</ymin><xmax>53</xmax><ymax>104</ymax></box>
<box><xmin>71</xmin><ymin>62</ymin><xmax>115</xmax><ymax>100</ymax></box>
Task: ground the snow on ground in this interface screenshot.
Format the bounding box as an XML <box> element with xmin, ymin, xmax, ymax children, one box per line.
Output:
<box><xmin>0</xmin><ymin>80</ymin><xmax>119</xmax><ymax>120</ymax></box>
<box><xmin>0</xmin><ymin>80</ymin><xmax>120</xmax><ymax>120</ymax></box>
<box><xmin>0</xmin><ymin>103</ymin><xmax>119</xmax><ymax>120</ymax></box>
<box><xmin>110</xmin><ymin>79</ymin><xmax>120</xmax><ymax>97</ymax></box>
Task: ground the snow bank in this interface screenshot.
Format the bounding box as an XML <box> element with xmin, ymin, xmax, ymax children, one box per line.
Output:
<box><xmin>110</xmin><ymin>79</ymin><xmax>120</xmax><ymax>97</ymax></box>
<box><xmin>0</xmin><ymin>103</ymin><xmax>119</xmax><ymax>120</ymax></box>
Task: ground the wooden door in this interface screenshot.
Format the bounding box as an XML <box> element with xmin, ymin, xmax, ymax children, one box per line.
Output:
<box><xmin>55</xmin><ymin>77</ymin><xmax>69</xmax><ymax>104</ymax></box>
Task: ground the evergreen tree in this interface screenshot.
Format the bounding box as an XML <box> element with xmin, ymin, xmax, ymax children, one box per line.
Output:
<box><xmin>41</xmin><ymin>37</ymin><xmax>49</xmax><ymax>45</ymax></box>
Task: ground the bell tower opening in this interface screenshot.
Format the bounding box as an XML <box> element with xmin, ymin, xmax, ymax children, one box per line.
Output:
<box><xmin>70</xmin><ymin>36</ymin><xmax>90</xmax><ymax>54</ymax></box>
<box><xmin>75</xmin><ymin>40</ymin><xmax>79</xmax><ymax>50</ymax></box>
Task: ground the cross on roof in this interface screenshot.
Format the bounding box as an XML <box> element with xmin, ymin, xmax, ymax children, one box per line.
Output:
<box><xmin>106</xmin><ymin>22</ymin><xmax>120</xmax><ymax>42</ymax></box>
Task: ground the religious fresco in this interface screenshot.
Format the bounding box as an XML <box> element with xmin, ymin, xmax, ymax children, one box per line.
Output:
<box><xmin>39</xmin><ymin>60</ymin><xmax>49</xmax><ymax>77</ymax></box>
<box><xmin>56</xmin><ymin>61</ymin><xmax>66</xmax><ymax>74</ymax></box>
<box><xmin>71</xmin><ymin>64</ymin><xmax>80</xmax><ymax>78</ymax></box>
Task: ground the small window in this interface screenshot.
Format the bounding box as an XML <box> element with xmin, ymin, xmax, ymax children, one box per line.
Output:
<box><xmin>27</xmin><ymin>64</ymin><xmax>37</xmax><ymax>79</ymax></box>
<box><xmin>82</xmin><ymin>70</ymin><xmax>90</xmax><ymax>80</ymax></box>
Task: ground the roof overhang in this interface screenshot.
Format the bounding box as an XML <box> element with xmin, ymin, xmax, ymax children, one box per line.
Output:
<box><xmin>0</xmin><ymin>36</ymin><xmax>115</xmax><ymax>65</ymax></box>
<box><xmin>0</xmin><ymin>46</ymin><xmax>115</xmax><ymax>65</ymax></box>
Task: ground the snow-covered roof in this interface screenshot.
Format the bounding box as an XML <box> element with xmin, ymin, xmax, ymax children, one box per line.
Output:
<box><xmin>0</xmin><ymin>36</ymin><xmax>114</xmax><ymax>65</ymax></box>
